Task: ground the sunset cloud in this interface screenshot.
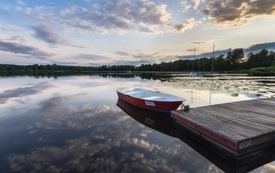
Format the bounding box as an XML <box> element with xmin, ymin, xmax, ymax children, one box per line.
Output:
<box><xmin>180</xmin><ymin>0</ymin><xmax>201</xmax><ymax>11</ymax></box>
<box><xmin>19</xmin><ymin>0</ymin><xmax>172</xmax><ymax>34</ymax></box>
<box><xmin>202</xmin><ymin>0</ymin><xmax>275</xmax><ymax>26</ymax></box>
<box><xmin>16</xmin><ymin>0</ymin><xmax>198</xmax><ymax>34</ymax></box>
<box><xmin>171</xmin><ymin>18</ymin><xmax>198</xmax><ymax>32</ymax></box>
<box><xmin>0</xmin><ymin>0</ymin><xmax>274</xmax><ymax>66</ymax></box>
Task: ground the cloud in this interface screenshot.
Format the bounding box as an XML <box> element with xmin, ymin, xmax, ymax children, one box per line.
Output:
<box><xmin>72</xmin><ymin>54</ymin><xmax>112</xmax><ymax>63</ymax></box>
<box><xmin>67</xmin><ymin>51</ymin><xmax>171</xmax><ymax>66</ymax></box>
<box><xmin>17</xmin><ymin>0</ymin><xmax>25</xmax><ymax>6</ymax></box>
<box><xmin>246</xmin><ymin>0</ymin><xmax>275</xmax><ymax>16</ymax></box>
<box><xmin>65</xmin><ymin>51</ymin><xmax>175</xmax><ymax>66</ymax></box>
<box><xmin>4</xmin><ymin>36</ymin><xmax>25</xmax><ymax>44</ymax></box>
<box><xmin>113</xmin><ymin>51</ymin><xmax>177</xmax><ymax>66</ymax></box>
<box><xmin>180</xmin><ymin>0</ymin><xmax>192</xmax><ymax>12</ymax></box>
<box><xmin>32</xmin><ymin>0</ymin><xmax>171</xmax><ymax>33</ymax></box>
<box><xmin>171</xmin><ymin>18</ymin><xmax>198</xmax><ymax>33</ymax></box>
<box><xmin>245</xmin><ymin>42</ymin><xmax>275</xmax><ymax>52</ymax></box>
<box><xmin>178</xmin><ymin>41</ymin><xmax>275</xmax><ymax>59</ymax></box>
<box><xmin>180</xmin><ymin>0</ymin><xmax>201</xmax><ymax>11</ymax></box>
<box><xmin>9</xmin><ymin>36</ymin><xmax>24</xmax><ymax>42</ymax></box>
<box><xmin>101</xmin><ymin>0</ymin><xmax>170</xmax><ymax>25</ymax></box>
<box><xmin>55</xmin><ymin>54</ymin><xmax>114</xmax><ymax>66</ymax></box>
<box><xmin>186</xmin><ymin>48</ymin><xmax>196</xmax><ymax>52</ymax></box>
<box><xmin>116</xmin><ymin>52</ymin><xmax>131</xmax><ymax>56</ymax></box>
<box><xmin>192</xmin><ymin>41</ymin><xmax>206</xmax><ymax>45</ymax></box>
<box><xmin>132</xmin><ymin>51</ymin><xmax>162</xmax><ymax>62</ymax></box>
<box><xmin>178</xmin><ymin>48</ymin><xmax>231</xmax><ymax>59</ymax></box>
<box><xmin>202</xmin><ymin>0</ymin><xmax>275</xmax><ymax>26</ymax></box>
<box><xmin>192</xmin><ymin>0</ymin><xmax>201</xmax><ymax>10</ymax></box>
<box><xmin>18</xmin><ymin>0</ymin><xmax>200</xmax><ymax>34</ymax></box>
<box><xmin>30</xmin><ymin>25</ymin><xmax>83</xmax><ymax>48</ymax></box>
<box><xmin>77</xmin><ymin>54</ymin><xmax>111</xmax><ymax>60</ymax></box>
<box><xmin>0</xmin><ymin>40</ymin><xmax>53</xmax><ymax>59</ymax></box>
<box><xmin>31</xmin><ymin>25</ymin><xmax>63</xmax><ymax>45</ymax></box>
<box><xmin>113</xmin><ymin>59</ymin><xmax>152</xmax><ymax>66</ymax></box>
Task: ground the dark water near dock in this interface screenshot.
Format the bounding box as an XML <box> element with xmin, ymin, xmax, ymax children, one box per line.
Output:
<box><xmin>0</xmin><ymin>74</ymin><xmax>274</xmax><ymax>173</ymax></box>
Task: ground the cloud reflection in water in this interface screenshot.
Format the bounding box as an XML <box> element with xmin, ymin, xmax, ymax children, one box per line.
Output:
<box><xmin>0</xmin><ymin>82</ymin><xmax>52</xmax><ymax>104</ymax></box>
<box><xmin>3</xmin><ymin>98</ymin><xmax>219</xmax><ymax>173</ymax></box>
<box><xmin>0</xmin><ymin>75</ymin><xmax>274</xmax><ymax>173</ymax></box>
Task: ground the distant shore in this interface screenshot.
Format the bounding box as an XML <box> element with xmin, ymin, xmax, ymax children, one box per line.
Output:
<box><xmin>1</xmin><ymin>47</ymin><xmax>275</xmax><ymax>76</ymax></box>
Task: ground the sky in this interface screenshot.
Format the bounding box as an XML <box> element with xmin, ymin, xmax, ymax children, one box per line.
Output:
<box><xmin>0</xmin><ymin>0</ymin><xmax>275</xmax><ymax>66</ymax></box>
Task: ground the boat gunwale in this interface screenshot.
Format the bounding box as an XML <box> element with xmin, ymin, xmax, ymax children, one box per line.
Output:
<box><xmin>116</xmin><ymin>89</ymin><xmax>185</xmax><ymax>102</ymax></box>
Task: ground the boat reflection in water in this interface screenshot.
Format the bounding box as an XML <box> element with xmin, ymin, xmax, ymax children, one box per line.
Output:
<box><xmin>117</xmin><ymin>98</ymin><xmax>174</xmax><ymax>137</ymax></box>
<box><xmin>117</xmin><ymin>99</ymin><xmax>275</xmax><ymax>173</ymax></box>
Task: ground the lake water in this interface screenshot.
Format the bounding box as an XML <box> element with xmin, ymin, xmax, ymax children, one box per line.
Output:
<box><xmin>0</xmin><ymin>74</ymin><xmax>274</xmax><ymax>173</ymax></box>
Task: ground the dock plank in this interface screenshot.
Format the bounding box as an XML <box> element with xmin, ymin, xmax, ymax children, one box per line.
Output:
<box><xmin>171</xmin><ymin>98</ymin><xmax>275</xmax><ymax>155</ymax></box>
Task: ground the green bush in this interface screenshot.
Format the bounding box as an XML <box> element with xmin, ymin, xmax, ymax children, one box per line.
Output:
<box><xmin>248</xmin><ymin>66</ymin><xmax>275</xmax><ymax>76</ymax></box>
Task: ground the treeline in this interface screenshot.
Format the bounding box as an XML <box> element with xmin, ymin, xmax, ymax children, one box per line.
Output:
<box><xmin>0</xmin><ymin>48</ymin><xmax>274</xmax><ymax>75</ymax></box>
<box><xmin>0</xmin><ymin>64</ymin><xmax>95</xmax><ymax>76</ymax></box>
<box><xmin>97</xmin><ymin>48</ymin><xmax>274</xmax><ymax>72</ymax></box>
<box><xmin>137</xmin><ymin>49</ymin><xmax>275</xmax><ymax>72</ymax></box>
<box><xmin>0</xmin><ymin>64</ymin><xmax>136</xmax><ymax>75</ymax></box>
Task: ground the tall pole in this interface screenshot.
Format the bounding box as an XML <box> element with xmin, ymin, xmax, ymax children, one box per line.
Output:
<box><xmin>192</xmin><ymin>47</ymin><xmax>196</xmax><ymax>71</ymax></box>
<box><xmin>212</xmin><ymin>43</ymin><xmax>215</xmax><ymax>57</ymax></box>
<box><xmin>211</xmin><ymin>43</ymin><xmax>215</xmax><ymax>72</ymax></box>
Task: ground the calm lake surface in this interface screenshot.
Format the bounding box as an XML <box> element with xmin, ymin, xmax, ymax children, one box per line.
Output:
<box><xmin>0</xmin><ymin>74</ymin><xmax>275</xmax><ymax>173</ymax></box>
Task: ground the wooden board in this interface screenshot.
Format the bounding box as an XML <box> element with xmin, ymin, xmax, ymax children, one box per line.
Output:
<box><xmin>171</xmin><ymin>98</ymin><xmax>275</xmax><ymax>156</ymax></box>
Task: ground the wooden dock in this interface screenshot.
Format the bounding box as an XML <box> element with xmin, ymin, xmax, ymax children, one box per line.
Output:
<box><xmin>171</xmin><ymin>98</ymin><xmax>275</xmax><ymax>157</ymax></box>
<box><xmin>118</xmin><ymin>98</ymin><xmax>275</xmax><ymax>173</ymax></box>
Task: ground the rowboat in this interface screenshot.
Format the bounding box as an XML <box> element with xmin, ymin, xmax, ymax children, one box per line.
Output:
<box><xmin>116</xmin><ymin>88</ymin><xmax>185</xmax><ymax>111</ymax></box>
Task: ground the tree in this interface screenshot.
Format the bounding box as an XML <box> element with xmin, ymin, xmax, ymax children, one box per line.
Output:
<box><xmin>32</xmin><ymin>64</ymin><xmax>39</xmax><ymax>72</ymax></box>
<box><xmin>226</xmin><ymin>48</ymin><xmax>244</xmax><ymax>64</ymax></box>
